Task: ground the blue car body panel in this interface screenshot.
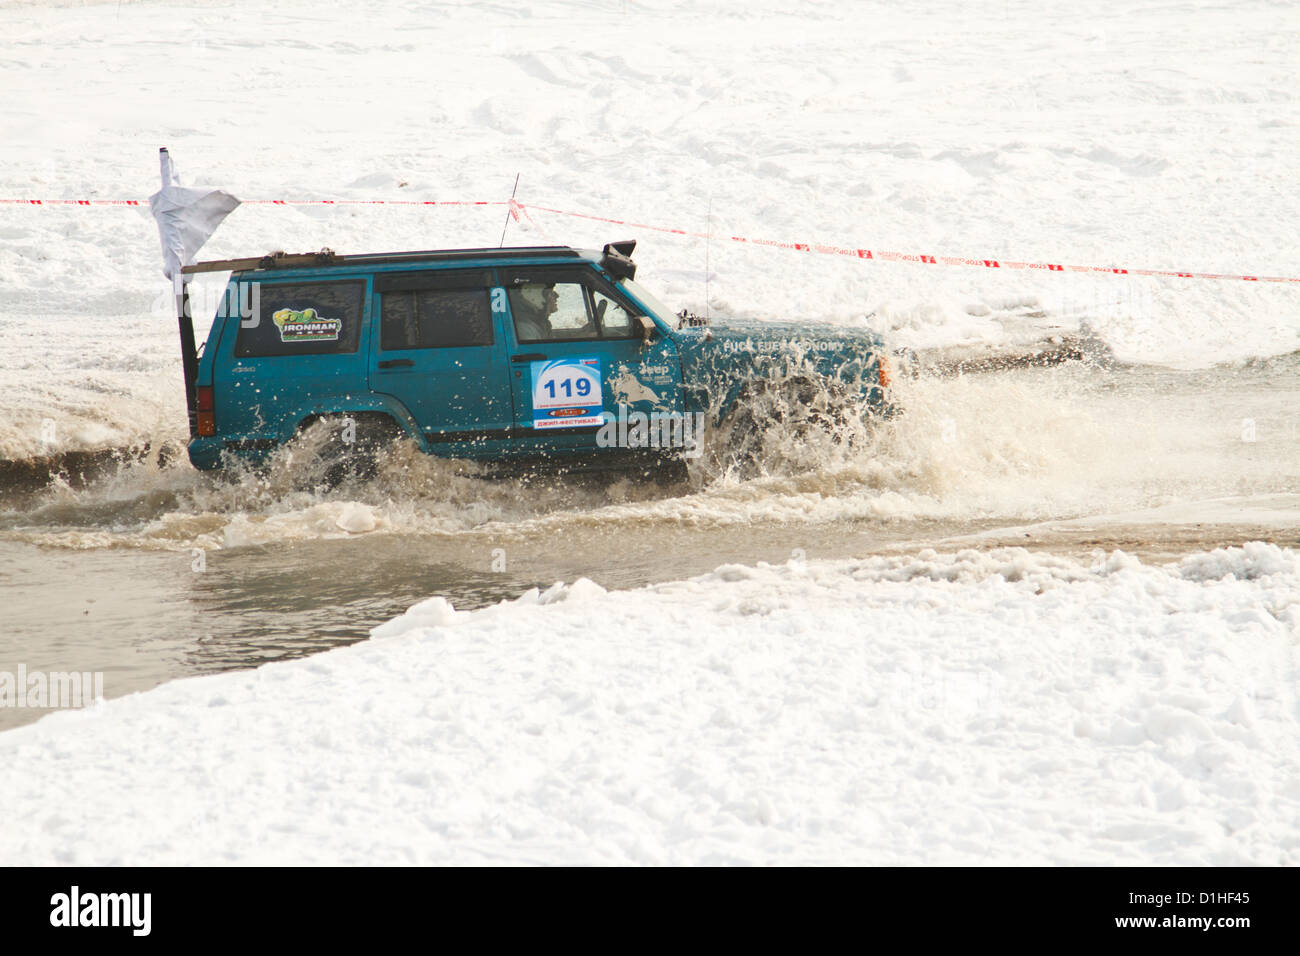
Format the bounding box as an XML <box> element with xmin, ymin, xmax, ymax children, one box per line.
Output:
<box><xmin>186</xmin><ymin>245</ymin><xmax>891</xmax><ymax>472</ymax></box>
<box><xmin>671</xmin><ymin>320</ymin><xmax>891</xmax><ymax>424</ymax></box>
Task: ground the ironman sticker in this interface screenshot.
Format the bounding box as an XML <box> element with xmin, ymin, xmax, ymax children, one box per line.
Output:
<box><xmin>530</xmin><ymin>357</ymin><xmax>603</xmax><ymax>429</ymax></box>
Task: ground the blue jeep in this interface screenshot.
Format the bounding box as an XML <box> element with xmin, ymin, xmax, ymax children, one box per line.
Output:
<box><xmin>179</xmin><ymin>241</ymin><xmax>894</xmax><ymax>479</ymax></box>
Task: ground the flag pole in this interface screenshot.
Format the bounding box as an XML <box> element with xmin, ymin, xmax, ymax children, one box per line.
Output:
<box><xmin>161</xmin><ymin>148</ymin><xmax>200</xmax><ymax>439</ymax></box>
<box><xmin>174</xmin><ymin>270</ymin><xmax>199</xmax><ymax>439</ymax></box>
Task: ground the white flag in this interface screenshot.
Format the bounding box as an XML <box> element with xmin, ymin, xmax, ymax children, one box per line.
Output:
<box><xmin>148</xmin><ymin>148</ymin><xmax>240</xmax><ymax>281</ymax></box>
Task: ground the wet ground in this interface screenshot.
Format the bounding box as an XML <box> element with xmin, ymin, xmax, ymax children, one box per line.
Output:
<box><xmin>2</xmin><ymin>355</ymin><xmax>1298</xmax><ymax>732</ymax></box>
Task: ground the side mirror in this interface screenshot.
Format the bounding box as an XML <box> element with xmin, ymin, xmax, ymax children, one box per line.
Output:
<box><xmin>636</xmin><ymin>314</ymin><xmax>657</xmax><ymax>344</ymax></box>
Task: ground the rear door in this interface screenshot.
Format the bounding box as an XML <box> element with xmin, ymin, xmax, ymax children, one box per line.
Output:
<box><xmin>216</xmin><ymin>276</ymin><xmax>369</xmax><ymax>441</ymax></box>
<box><xmin>500</xmin><ymin>265</ymin><xmax>683</xmax><ymax>456</ymax></box>
<box><xmin>368</xmin><ymin>269</ymin><xmax>514</xmax><ymax>443</ymax></box>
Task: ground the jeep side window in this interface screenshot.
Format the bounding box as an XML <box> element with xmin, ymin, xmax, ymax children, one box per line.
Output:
<box><xmin>509</xmin><ymin>282</ymin><xmax>594</xmax><ymax>343</ymax></box>
<box><xmin>590</xmin><ymin>288</ymin><xmax>635</xmax><ymax>338</ymax></box>
<box><xmin>508</xmin><ymin>275</ymin><xmax>642</xmax><ymax>342</ymax></box>
<box><xmin>380</xmin><ymin>288</ymin><xmax>493</xmax><ymax>350</ymax></box>
<box><xmin>234</xmin><ymin>280</ymin><xmax>364</xmax><ymax>357</ymax></box>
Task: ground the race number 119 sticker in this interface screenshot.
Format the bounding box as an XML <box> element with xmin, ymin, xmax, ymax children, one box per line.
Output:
<box><xmin>530</xmin><ymin>357</ymin><xmax>603</xmax><ymax>429</ymax></box>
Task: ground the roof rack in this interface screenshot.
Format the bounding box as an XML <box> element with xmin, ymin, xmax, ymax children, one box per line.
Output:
<box><xmin>181</xmin><ymin>245</ymin><xmax>584</xmax><ymax>275</ymax></box>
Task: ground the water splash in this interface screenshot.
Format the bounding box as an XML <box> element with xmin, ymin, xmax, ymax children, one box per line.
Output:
<box><xmin>2</xmin><ymin>359</ymin><xmax>1297</xmax><ymax>552</ymax></box>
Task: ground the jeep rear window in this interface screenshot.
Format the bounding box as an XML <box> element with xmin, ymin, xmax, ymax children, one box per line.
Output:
<box><xmin>380</xmin><ymin>288</ymin><xmax>494</xmax><ymax>350</ymax></box>
<box><xmin>234</xmin><ymin>280</ymin><xmax>364</xmax><ymax>358</ymax></box>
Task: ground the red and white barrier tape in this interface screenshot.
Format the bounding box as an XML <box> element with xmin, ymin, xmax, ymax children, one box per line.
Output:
<box><xmin>1</xmin><ymin>198</ymin><xmax>151</xmax><ymax>206</ymax></box>
<box><xmin>524</xmin><ymin>203</ymin><xmax>1300</xmax><ymax>285</ymax></box>
<box><xmin>510</xmin><ymin>198</ymin><xmax>560</xmax><ymax>244</ymax></box>
<box><xmin>0</xmin><ymin>198</ymin><xmax>505</xmax><ymax>208</ymax></box>
<box><xmin>6</xmin><ymin>195</ymin><xmax>1298</xmax><ymax>285</ymax></box>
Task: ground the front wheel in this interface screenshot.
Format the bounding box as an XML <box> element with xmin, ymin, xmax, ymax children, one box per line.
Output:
<box><xmin>716</xmin><ymin>374</ymin><xmax>859</xmax><ymax>478</ymax></box>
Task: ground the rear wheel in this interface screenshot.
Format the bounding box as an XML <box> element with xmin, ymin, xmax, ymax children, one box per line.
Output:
<box><xmin>295</xmin><ymin>413</ymin><xmax>405</xmax><ymax>487</ymax></box>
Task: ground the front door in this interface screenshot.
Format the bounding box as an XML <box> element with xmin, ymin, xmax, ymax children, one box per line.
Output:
<box><xmin>500</xmin><ymin>265</ymin><xmax>684</xmax><ymax>461</ymax></box>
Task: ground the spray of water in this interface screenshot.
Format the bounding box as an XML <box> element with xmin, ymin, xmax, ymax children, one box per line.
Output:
<box><xmin>2</xmin><ymin>358</ymin><xmax>1296</xmax><ymax>551</ymax></box>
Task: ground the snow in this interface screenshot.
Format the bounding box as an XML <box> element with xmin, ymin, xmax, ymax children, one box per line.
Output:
<box><xmin>2</xmin><ymin>0</ymin><xmax>1299</xmax><ymax>867</ymax></box>
<box><xmin>4</xmin><ymin>0</ymin><xmax>1300</xmax><ymax>457</ymax></box>
<box><xmin>2</xmin><ymin>545</ymin><xmax>1297</xmax><ymax>865</ymax></box>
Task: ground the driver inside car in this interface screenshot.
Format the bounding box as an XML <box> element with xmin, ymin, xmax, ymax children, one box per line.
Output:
<box><xmin>512</xmin><ymin>282</ymin><xmax>595</xmax><ymax>341</ymax></box>
<box><xmin>513</xmin><ymin>284</ymin><xmax>558</xmax><ymax>340</ymax></box>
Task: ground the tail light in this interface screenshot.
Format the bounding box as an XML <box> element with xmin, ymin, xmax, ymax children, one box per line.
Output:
<box><xmin>877</xmin><ymin>355</ymin><xmax>892</xmax><ymax>389</ymax></box>
<box><xmin>196</xmin><ymin>386</ymin><xmax>215</xmax><ymax>436</ymax></box>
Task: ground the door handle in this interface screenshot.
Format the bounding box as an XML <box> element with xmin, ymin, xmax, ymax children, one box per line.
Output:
<box><xmin>511</xmin><ymin>353</ymin><xmax>547</xmax><ymax>363</ymax></box>
<box><xmin>377</xmin><ymin>359</ymin><xmax>414</xmax><ymax>369</ymax></box>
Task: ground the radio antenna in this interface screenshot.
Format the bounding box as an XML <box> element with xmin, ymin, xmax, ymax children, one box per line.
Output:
<box><xmin>499</xmin><ymin>173</ymin><xmax>520</xmax><ymax>247</ymax></box>
<box><xmin>705</xmin><ymin>195</ymin><xmax>712</xmax><ymax>321</ymax></box>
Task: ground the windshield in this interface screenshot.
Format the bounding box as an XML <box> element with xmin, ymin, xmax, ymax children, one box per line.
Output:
<box><xmin>617</xmin><ymin>277</ymin><xmax>676</xmax><ymax>324</ymax></box>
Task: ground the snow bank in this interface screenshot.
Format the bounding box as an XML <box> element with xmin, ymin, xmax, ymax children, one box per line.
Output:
<box><xmin>2</xmin><ymin>544</ymin><xmax>1296</xmax><ymax>865</ymax></box>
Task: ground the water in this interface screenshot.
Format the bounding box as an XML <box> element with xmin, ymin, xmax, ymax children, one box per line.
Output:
<box><xmin>2</xmin><ymin>356</ymin><xmax>1298</xmax><ymax>732</ymax></box>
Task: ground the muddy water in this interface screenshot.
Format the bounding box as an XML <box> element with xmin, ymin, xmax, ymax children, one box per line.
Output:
<box><xmin>2</xmin><ymin>357</ymin><xmax>1298</xmax><ymax>732</ymax></box>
